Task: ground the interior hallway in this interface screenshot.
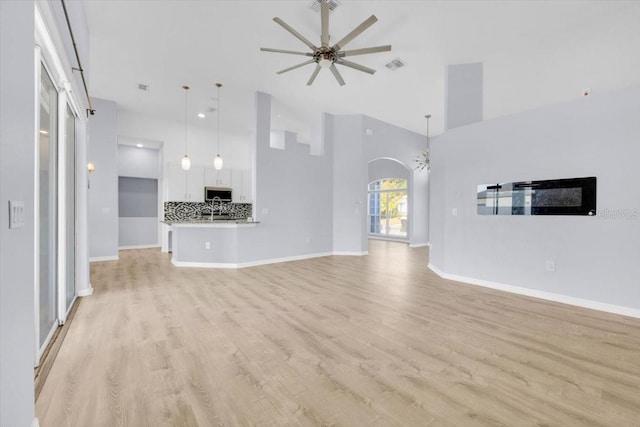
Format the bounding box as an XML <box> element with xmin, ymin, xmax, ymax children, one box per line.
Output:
<box><xmin>36</xmin><ymin>241</ymin><xmax>640</xmax><ymax>426</ymax></box>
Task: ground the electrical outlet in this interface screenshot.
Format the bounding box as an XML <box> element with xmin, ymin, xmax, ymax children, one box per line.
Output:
<box><xmin>205</xmin><ymin>242</ymin><xmax>211</xmax><ymax>249</ymax></box>
<box><xmin>262</xmin><ymin>207</ymin><xmax>268</xmax><ymax>215</ymax></box>
<box><xmin>545</xmin><ymin>260</ymin><xmax>556</xmax><ymax>272</ymax></box>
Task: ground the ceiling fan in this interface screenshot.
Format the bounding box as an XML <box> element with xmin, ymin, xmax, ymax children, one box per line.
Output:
<box><xmin>261</xmin><ymin>1</ymin><xmax>391</xmax><ymax>86</ymax></box>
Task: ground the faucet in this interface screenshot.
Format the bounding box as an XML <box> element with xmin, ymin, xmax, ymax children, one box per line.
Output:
<box><xmin>210</xmin><ymin>196</ymin><xmax>222</xmax><ymax>222</ymax></box>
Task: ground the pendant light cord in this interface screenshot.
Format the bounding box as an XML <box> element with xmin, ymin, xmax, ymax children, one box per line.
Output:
<box><xmin>216</xmin><ymin>83</ymin><xmax>222</xmax><ymax>155</ymax></box>
<box><xmin>183</xmin><ymin>86</ymin><xmax>190</xmax><ymax>155</ymax></box>
<box><xmin>425</xmin><ymin>114</ymin><xmax>431</xmax><ymax>150</ymax></box>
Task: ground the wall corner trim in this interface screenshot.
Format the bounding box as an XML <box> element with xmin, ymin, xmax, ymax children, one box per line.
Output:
<box><xmin>77</xmin><ymin>286</ymin><xmax>93</xmax><ymax>297</ymax></box>
<box><xmin>409</xmin><ymin>243</ymin><xmax>428</xmax><ymax>248</ymax></box>
<box><xmin>427</xmin><ymin>264</ymin><xmax>640</xmax><ymax>319</ymax></box>
<box><xmin>32</xmin><ymin>418</ymin><xmax>40</xmax><ymax>427</ymax></box>
<box><xmin>89</xmin><ymin>255</ymin><xmax>119</xmax><ymax>263</ymax></box>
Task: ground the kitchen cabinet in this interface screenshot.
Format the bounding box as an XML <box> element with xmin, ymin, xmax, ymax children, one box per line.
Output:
<box><xmin>204</xmin><ymin>167</ymin><xmax>231</xmax><ymax>188</ymax></box>
<box><xmin>232</xmin><ymin>169</ymin><xmax>252</xmax><ymax>203</ymax></box>
<box><xmin>167</xmin><ymin>163</ymin><xmax>204</xmax><ymax>202</ymax></box>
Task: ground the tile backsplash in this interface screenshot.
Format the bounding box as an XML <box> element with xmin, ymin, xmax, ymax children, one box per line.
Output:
<box><xmin>164</xmin><ymin>202</ymin><xmax>252</xmax><ymax>221</ymax></box>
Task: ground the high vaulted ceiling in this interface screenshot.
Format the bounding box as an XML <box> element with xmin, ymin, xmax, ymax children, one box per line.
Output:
<box><xmin>85</xmin><ymin>0</ymin><xmax>640</xmax><ymax>138</ymax></box>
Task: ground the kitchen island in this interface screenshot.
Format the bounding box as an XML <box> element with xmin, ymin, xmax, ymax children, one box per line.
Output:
<box><xmin>163</xmin><ymin>220</ymin><xmax>261</xmax><ymax>268</ymax></box>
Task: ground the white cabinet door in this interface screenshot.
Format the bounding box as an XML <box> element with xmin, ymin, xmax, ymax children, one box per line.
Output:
<box><xmin>187</xmin><ymin>166</ymin><xmax>204</xmax><ymax>202</ymax></box>
<box><xmin>204</xmin><ymin>167</ymin><xmax>231</xmax><ymax>188</ymax></box>
<box><xmin>231</xmin><ymin>169</ymin><xmax>243</xmax><ymax>203</ymax></box>
<box><xmin>167</xmin><ymin>163</ymin><xmax>204</xmax><ymax>202</ymax></box>
<box><xmin>167</xmin><ymin>162</ymin><xmax>188</xmax><ymax>201</ymax></box>
<box><xmin>241</xmin><ymin>169</ymin><xmax>252</xmax><ymax>203</ymax></box>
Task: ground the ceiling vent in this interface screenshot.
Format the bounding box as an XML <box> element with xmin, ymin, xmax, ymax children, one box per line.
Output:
<box><xmin>385</xmin><ymin>58</ymin><xmax>406</xmax><ymax>71</ymax></box>
<box><xmin>309</xmin><ymin>0</ymin><xmax>340</xmax><ymax>13</ymax></box>
<box><xmin>138</xmin><ymin>83</ymin><xmax>149</xmax><ymax>91</ymax></box>
<box><xmin>207</xmin><ymin>107</ymin><xmax>217</xmax><ymax>113</ymax></box>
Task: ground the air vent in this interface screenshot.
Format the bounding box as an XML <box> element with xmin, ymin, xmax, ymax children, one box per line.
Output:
<box><xmin>385</xmin><ymin>58</ymin><xmax>406</xmax><ymax>71</ymax></box>
<box><xmin>138</xmin><ymin>83</ymin><xmax>149</xmax><ymax>91</ymax></box>
<box><xmin>207</xmin><ymin>107</ymin><xmax>217</xmax><ymax>113</ymax></box>
<box><xmin>310</xmin><ymin>0</ymin><xmax>340</xmax><ymax>13</ymax></box>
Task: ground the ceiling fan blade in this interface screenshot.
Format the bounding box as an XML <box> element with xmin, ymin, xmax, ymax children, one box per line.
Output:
<box><xmin>261</xmin><ymin>48</ymin><xmax>314</xmax><ymax>56</ymax></box>
<box><xmin>277</xmin><ymin>60</ymin><xmax>315</xmax><ymax>75</ymax></box>
<box><xmin>321</xmin><ymin>1</ymin><xmax>330</xmax><ymax>47</ymax></box>
<box><xmin>337</xmin><ymin>59</ymin><xmax>376</xmax><ymax>75</ymax></box>
<box><xmin>329</xmin><ymin>64</ymin><xmax>346</xmax><ymax>86</ymax></box>
<box><xmin>332</xmin><ymin>15</ymin><xmax>378</xmax><ymax>51</ymax></box>
<box><xmin>307</xmin><ymin>65</ymin><xmax>322</xmax><ymax>86</ymax></box>
<box><xmin>339</xmin><ymin>45</ymin><xmax>391</xmax><ymax>57</ymax></box>
<box><xmin>273</xmin><ymin>17</ymin><xmax>317</xmax><ymax>51</ymax></box>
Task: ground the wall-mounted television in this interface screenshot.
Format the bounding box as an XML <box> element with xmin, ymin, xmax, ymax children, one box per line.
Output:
<box><xmin>477</xmin><ymin>177</ymin><xmax>596</xmax><ymax>216</ymax></box>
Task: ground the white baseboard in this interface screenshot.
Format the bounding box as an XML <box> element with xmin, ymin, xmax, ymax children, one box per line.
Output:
<box><xmin>89</xmin><ymin>255</ymin><xmax>119</xmax><ymax>262</ymax></box>
<box><xmin>409</xmin><ymin>242</ymin><xmax>429</xmax><ymax>248</ymax></box>
<box><xmin>172</xmin><ymin>252</ymin><xmax>335</xmax><ymax>269</ymax></box>
<box><xmin>77</xmin><ymin>285</ymin><xmax>93</xmax><ymax>297</ymax></box>
<box><xmin>428</xmin><ymin>263</ymin><xmax>640</xmax><ymax>319</ymax></box>
<box><xmin>32</xmin><ymin>417</ymin><xmax>40</xmax><ymax>427</ymax></box>
<box><xmin>332</xmin><ymin>251</ymin><xmax>369</xmax><ymax>256</ymax></box>
<box><xmin>119</xmin><ymin>244</ymin><xmax>161</xmax><ymax>250</ymax></box>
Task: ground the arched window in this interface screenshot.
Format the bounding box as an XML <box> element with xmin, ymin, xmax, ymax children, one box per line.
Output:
<box><xmin>368</xmin><ymin>178</ymin><xmax>408</xmax><ymax>239</ymax></box>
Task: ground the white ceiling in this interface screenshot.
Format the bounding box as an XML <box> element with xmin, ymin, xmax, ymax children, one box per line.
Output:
<box><xmin>85</xmin><ymin>0</ymin><xmax>640</xmax><ymax>138</ymax></box>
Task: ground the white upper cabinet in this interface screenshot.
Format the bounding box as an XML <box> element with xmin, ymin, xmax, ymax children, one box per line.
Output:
<box><xmin>167</xmin><ymin>162</ymin><xmax>204</xmax><ymax>202</ymax></box>
<box><xmin>204</xmin><ymin>167</ymin><xmax>231</xmax><ymax>188</ymax></box>
<box><xmin>232</xmin><ymin>169</ymin><xmax>252</xmax><ymax>203</ymax></box>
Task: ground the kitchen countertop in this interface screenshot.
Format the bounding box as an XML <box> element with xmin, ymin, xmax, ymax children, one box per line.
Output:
<box><xmin>161</xmin><ymin>219</ymin><xmax>259</xmax><ymax>227</ymax></box>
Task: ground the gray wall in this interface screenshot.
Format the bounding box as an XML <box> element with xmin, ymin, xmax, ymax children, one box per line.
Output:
<box><xmin>0</xmin><ymin>2</ymin><xmax>36</xmax><ymax>425</ymax></box>
<box><xmin>332</xmin><ymin>114</ymin><xmax>430</xmax><ymax>253</ymax></box>
<box><xmin>446</xmin><ymin>62</ymin><xmax>483</xmax><ymax>130</ymax></box>
<box><xmin>249</xmin><ymin>92</ymin><xmax>335</xmax><ymax>261</ymax></box>
<box><xmin>118</xmin><ymin>145</ymin><xmax>161</xmax><ymax>248</ymax></box>
<box><xmin>88</xmin><ymin>98</ymin><xmax>119</xmax><ymax>259</ymax></box>
<box><xmin>430</xmin><ymin>85</ymin><xmax>640</xmax><ymax>311</ymax></box>
<box><xmin>118</xmin><ymin>177</ymin><xmax>158</xmax><ymax>247</ymax></box>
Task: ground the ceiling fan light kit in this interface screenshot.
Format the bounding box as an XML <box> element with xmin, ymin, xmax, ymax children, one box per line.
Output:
<box><xmin>261</xmin><ymin>1</ymin><xmax>391</xmax><ymax>86</ymax></box>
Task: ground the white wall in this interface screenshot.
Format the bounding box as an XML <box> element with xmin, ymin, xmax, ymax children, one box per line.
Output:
<box><xmin>430</xmin><ymin>86</ymin><xmax>640</xmax><ymax>314</ymax></box>
<box><xmin>88</xmin><ymin>98</ymin><xmax>119</xmax><ymax>260</ymax></box>
<box><xmin>118</xmin><ymin>110</ymin><xmax>252</xmax><ymax>171</ymax></box>
<box><xmin>118</xmin><ymin>145</ymin><xmax>159</xmax><ymax>179</ymax></box>
<box><xmin>0</xmin><ymin>2</ymin><xmax>37</xmax><ymax>425</ymax></box>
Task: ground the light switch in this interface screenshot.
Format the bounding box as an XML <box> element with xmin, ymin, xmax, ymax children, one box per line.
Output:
<box><xmin>262</xmin><ymin>207</ymin><xmax>268</xmax><ymax>215</ymax></box>
<box><xmin>452</xmin><ymin>208</ymin><xmax>458</xmax><ymax>216</ymax></box>
<box><xmin>9</xmin><ymin>201</ymin><xmax>25</xmax><ymax>229</ymax></box>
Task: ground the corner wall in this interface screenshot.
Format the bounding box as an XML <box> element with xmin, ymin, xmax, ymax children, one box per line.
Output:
<box><xmin>0</xmin><ymin>2</ymin><xmax>37</xmax><ymax>426</ymax></box>
<box><xmin>430</xmin><ymin>86</ymin><xmax>640</xmax><ymax>314</ymax></box>
<box><xmin>88</xmin><ymin>98</ymin><xmax>119</xmax><ymax>260</ymax></box>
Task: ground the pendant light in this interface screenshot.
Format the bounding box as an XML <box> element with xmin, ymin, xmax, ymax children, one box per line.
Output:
<box><xmin>181</xmin><ymin>85</ymin><xmax>191</xmax><ymax>171</ymax></box>
<box><xmin>213</xmin><ymin>83</ymin><xmax>224</xmax><ymax>170</ymax></box>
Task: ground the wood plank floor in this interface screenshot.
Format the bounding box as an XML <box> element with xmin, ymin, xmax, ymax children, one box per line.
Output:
<box><xmin>36</xmin><ymin>241</ymin><xmax>640</xmax><ymax>426</ymax></box>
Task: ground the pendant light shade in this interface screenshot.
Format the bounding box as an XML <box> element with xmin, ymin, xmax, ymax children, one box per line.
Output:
<box><xmin>214</xmin><ymin>154</ymin><xmax>223</xmax><ymax>170</ymax></box>
<box><xmin>214</xmin><ymin>83</ymin><xmax>223</xmax><ymax>170</ymax></box>
<box><xmin>181</xmin><ymin>85</ymin><xmax>191</xmax><ymax>171</ymax></box>
<box><xmin>181</xmin><ymin>155</ymin><xmax>191</xmax><ymax>170</ymax></box>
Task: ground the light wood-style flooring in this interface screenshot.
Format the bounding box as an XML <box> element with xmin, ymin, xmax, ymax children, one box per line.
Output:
<box><xmin>37</xmin><ymin>241</ymin><xmax>640</xmax><ymax>426</ymax></box>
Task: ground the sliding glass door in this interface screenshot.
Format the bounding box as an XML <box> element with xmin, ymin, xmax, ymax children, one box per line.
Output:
<box><xmin>38</xmin><ymin>64</ymin><xmax>58</xmax><ymax>350</ymax></box>
<box><xmin>64</xmin><ymin>104</ymin><xmax>76</xmax><ymax>313</ymax></box>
